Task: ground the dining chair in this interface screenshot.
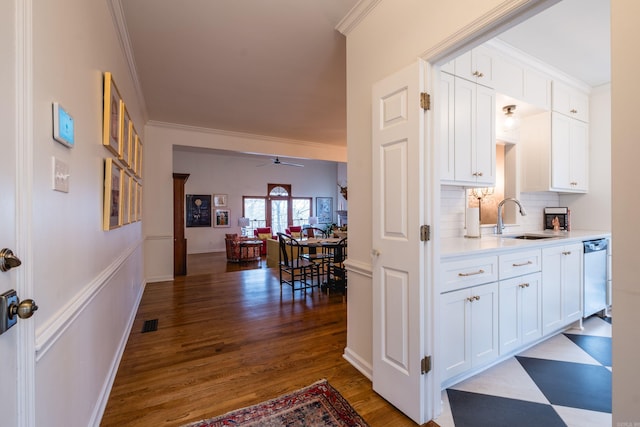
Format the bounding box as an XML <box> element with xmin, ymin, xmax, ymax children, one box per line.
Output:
<box><xmin>326</xmin><ymin>237</ymin><xmax>348</xmax><ymax>299</ymax></box>
<box><xmin>303</xmin><ymin>227</ymin><xmax>327</xmax><ymax>238</ymax></box>
<box><xmin>277</xmin><ymin>233</ymin><xmax>317</xmax><ymax>294</ymax></box>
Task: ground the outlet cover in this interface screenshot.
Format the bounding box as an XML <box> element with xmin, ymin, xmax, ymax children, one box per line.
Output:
<box><xmin>53</xmin><ymin>157</ymin><xmax>70</xmax><ymax>193</ymax></box>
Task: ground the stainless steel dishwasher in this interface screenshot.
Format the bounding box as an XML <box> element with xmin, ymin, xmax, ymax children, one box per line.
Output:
<box><xmin>583</xmin><ymin>238</ymin><xmax>609</xmax><ymax>318</ymax></box>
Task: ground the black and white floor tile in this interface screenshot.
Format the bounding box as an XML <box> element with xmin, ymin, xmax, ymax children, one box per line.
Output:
<box><xmin>436</xmin><ymin>316</ymin><xmax>612</xmax><ymax>427</ymax></box>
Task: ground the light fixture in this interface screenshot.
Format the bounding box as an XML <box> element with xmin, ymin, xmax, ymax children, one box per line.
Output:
<box><xmin>308</xmin><ymin>216</ymin><xmax>318</xmax><ymax>225</ymax></box>
<box><xmin>502</xmin><ymin>104</ymin><xmax>517</xmax><ymax>129</ymax></box>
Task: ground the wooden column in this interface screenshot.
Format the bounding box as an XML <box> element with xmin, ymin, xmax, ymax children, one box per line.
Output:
<box><xmin>173</xmin><ymin>173</ymin><xmax>190</xmax><ymax>276</ymax></box>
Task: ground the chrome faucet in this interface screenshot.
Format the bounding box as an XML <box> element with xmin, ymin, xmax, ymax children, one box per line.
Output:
<box><xmin>496</xmin><ymin>198</ymin><xmax>527</xmax><ymax>234</ymax></box>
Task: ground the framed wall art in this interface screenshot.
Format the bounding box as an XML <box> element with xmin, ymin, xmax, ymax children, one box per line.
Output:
<box><xmin>134</xmin><ymin>135</ymin><xmax>143</xmax><ymax>178</ymax></box>
<box><xmin>102</xmin><ymin>72</ymin><xmax>122</xmax><ymax>157</ymax></box>
<box><xmin>214</xmin><ymin>194</ymin><xmax>227</xmax><ymax>207</ymax></box>
<box><xmin>129</xmin><ymin>125</ymin><xmax>138</xmax><ymax>174</ymax></box>
<box><xmin>186</xmin><ymin>194</ymin><xmax>211</xmax><ymax>227</ymax></box>
<box><xmin>121</xmin><ymin>172</ymin><xmax>132</xmax><ymax>225</ymax></box>
<box><xmin>214</xmin><ymin>209</ymin><xmax>230</xmax><ymax>227</ymax></box>
<box><xmin>316</xmin><ymin>197</ymin><xmax>333</xmax><ymax>224</ymax></box>
<box><xmin>135</xmin><ymin>181</ymin><xmax>142</xmax><ymax>222</ymax></box>
<box><xmin>120</xmin><ymin>105</ymin><xmax>132</xmax><ymax>169</ymax></box>
<box><xmin>103</xmin><ymin>158</ymin><xmax>123</xmax><ymax>230</ymax></box>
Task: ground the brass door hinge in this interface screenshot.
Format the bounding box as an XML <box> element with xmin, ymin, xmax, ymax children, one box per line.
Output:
<box><xmin>420</xmin><ymin>92</ymin><xmax>431</xmax><ymax>110</ymax></box>
<box><xmin>421</xmin><ymin>355</ymin><xmax>432</xmax><ymax>374</ymax></box>
<box><xmin>420</xmin><ymin>225</ymin><xmax>431</xmax><ymax>242</ymax></box>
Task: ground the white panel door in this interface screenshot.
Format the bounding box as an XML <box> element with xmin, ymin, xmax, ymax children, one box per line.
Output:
<box><xmin>372</xmin><ymin>61</ymin><xmax>427</xmax><ymax>424</ymax></box>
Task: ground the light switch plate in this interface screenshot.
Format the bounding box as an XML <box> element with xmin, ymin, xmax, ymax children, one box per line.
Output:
<box><xmin>53</xmin><ymin>156</ymin><xmax>70</xmax><ymax>193</ymax></box>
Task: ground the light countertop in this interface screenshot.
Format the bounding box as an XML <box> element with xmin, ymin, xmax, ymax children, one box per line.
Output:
<box><xmin>441</xmin><ymin>229</ymin><xmax>611</xmax><ymax>258</ymax></box>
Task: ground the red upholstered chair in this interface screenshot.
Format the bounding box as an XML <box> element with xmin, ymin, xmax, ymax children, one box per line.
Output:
<box><xmin>285</xmin><ymin>225</ymin><xmax>303</xmax><ymax>238</ymax></box>
<box><xmin>254</xmin><ymin>227</ymin><xmax>275</xmax><ymax>255</ymax></box>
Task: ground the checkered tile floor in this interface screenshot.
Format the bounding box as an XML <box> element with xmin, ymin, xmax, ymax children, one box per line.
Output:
<box><xmin>436</xmin><ymin>316</ymin><xmax>612</xmax><ymax>427</ymax></box>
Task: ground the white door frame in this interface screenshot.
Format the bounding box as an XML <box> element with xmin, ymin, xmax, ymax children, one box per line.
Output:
<box><xmin>15</xmin><ymin>0</ymin><xmax>37</xmax><ymax>425</ymax></box>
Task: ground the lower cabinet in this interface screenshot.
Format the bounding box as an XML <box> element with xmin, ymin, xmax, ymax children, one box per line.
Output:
<box><xmin>499</xmin><ymin>272</ymin><xmax>542</xmax><ymax>355</ymax></box>
<box><xmin>541</xmin><ymin>243</ymin><xmax>583</xmax><ymax>334</ymax></box>
<box><xmin>441</xmin><ymin>282</ymin><xmax>499</xmax><ymax>381</ymax></box>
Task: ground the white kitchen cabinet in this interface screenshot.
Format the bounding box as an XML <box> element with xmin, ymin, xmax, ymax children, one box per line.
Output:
<box><xmin>542</xmin><ymin>243</ymin><xmax>583</xmax><ymax>335</ymax></box>
<box><xmin>552</xmin><ymin>81</ymin><xmax>589</xmax><ymax>122</ymax></box>
<box><xmin>441</xmin><ymin>282</ymin><xmax>499</xmax><ymax>381</ymax></box>
<box><xmin>520</xmin><ymin>111</ymin><xmax>588</xmax><ymax>193</ymax></box>
<box><xmin>440</xmin><ymin>71</ymin><xmax>455</xmax><ymax>181</ymax></box>
<box><xmin>499</xmin><ymin>272</ymin><xmax>542</xmax><ymax>354</ymax></box>
<box><xmin>452</xmin><ymin>46</ymin><xmax>496</xmax><ymax>88</ymax></box>
<box><xmin>440</xmin><ymin>74</ymin><xmax>496</xmax><ymax>186</ymax></box>
<box><xmin>551</xmin><ymin>113</ymin><xmax>588</xmax><ymax>191</ymax></box>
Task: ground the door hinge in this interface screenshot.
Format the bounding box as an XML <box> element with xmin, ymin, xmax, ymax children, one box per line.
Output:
<box><xmin>420</xmin><ymin>92</ymin><xmax>431</xmax><ymax>110</ymax></box>
<box><xmin>420</xmin><ymin>225</ymin><xmax>431</xmax><ymax>242</ymax></box>
<box><xmin>421</xmin><ymin>355</ymin><xmax>432</xmax><ymax>374</ymax></box>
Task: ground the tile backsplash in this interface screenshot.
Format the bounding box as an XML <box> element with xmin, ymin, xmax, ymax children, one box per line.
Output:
<box><xmin>440</xmin><ymin>185</ymin><xmax>560</xmax><ymax>238</ymax></box>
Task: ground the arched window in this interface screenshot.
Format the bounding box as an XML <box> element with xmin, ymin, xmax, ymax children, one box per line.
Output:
<box><xmin>268</xmin><ymin>184</ymin><xmax>291</xmax><ymax>234</ymax></box>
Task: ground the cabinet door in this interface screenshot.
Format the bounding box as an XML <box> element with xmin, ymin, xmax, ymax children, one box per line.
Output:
<box><xmin>562</xmin><ymin>243</ymin><xmax>583</xmax><ymax>323</ymax></box>
<box><xmin>553</xmin><ymin>81</ymin><xmax>589</xmax><ymax>122</ymax></box>
<box><xmin>441</xmin><ymin>289</ymin><xmax>471</xmax><ymax>380</ymax></box>
<box><xmin>551</xmin><ymin>113</ymin><xmax>572</xmax><ymax>190</ymax></box>
<box><xmin>569</xmin><ymin>120</ymin><xmax>588</xmax><ymax>192</ymax></box>
<box><xmin>440</xmin><ymin>72</ymin><xmax>455</xmax><ymax>181</ymax></box>
<box><xmin>474</xmin><ymin>84</ymin><xmax>496</xmax><ymax>186</ymax></box>
<box><xmin>542</xmin><ymin>245</ymin><xmax>564</xmax><ymax>334</ymax></box>
<box><xmin>499</xmin><ymin>278</ymin><xmax>521</xmax><ymax>354</ymax></box>
<box><xmin>470</xmin><ymin>282</ymin><xmax>499</xmax><ymax>367</ymax></box>
<box><xmin>453</xmin><ymin>77</ymin><xmax>476</xmax><ymax>183</ymax></box>
<box><xmin>520</xmin><ymin>272</ymin><xmax>542</xmax><ymax>345</ymax></box>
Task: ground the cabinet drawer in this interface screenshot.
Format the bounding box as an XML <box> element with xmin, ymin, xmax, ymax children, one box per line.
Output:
<box><xmin>442</xmin><ymin>255</ymin><xmax>498</xmax><ymax>291</ymax></box>
<box><xmin>499</xmin><ymin>249</ymin><xmax>541</xmax><ymax>279</ymax></box>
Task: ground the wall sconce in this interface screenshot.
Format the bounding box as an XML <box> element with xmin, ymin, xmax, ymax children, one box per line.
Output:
<box><xmin>502</xmin><ymin>104</ymin><xmax>518</xmax><ymax>129</ymax></box>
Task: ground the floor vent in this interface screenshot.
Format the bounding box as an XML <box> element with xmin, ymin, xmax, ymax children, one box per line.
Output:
<box><xmin>142</xmin><ymin>319</ymin><xmax>158</xmax><ymax>333</ymax></box>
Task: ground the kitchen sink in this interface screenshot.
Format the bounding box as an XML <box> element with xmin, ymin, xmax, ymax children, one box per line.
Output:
<box><xmin>503</xmin><ymin>234</ymin><xmax>555</xmax><ymax>240</ymax></box>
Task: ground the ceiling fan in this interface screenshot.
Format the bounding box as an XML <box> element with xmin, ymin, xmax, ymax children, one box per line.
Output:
<box><xmin>258</xmin><ymin>156</ymin><xmax>304</xmax><ymax>168</ymax></box>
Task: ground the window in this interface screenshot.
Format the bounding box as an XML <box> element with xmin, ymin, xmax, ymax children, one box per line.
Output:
<box><xmin>244</xmin><ymin>185</ymin><xmax>312</xmax><ymax>235</ymax></box>
<box><xmin>243</xmin><ymin>197</ymin><xmax>266</xmax><ymax>234</ymax></box>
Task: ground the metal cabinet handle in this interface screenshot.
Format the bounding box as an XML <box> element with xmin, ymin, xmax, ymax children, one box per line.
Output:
<box><xmin>458</xmin><ymin>269</ymin><xmax>485</xmax><ymax>277</ymax></box>
<box><xmin>466</xmin><ymin>295</ymin><xmax>481</xmax><ymax>302</ymax></box>
<box><xmin>562</xmin><ymin>251</ymin><xmax>572</xmax><ymax>255</ymax></box>
<box><xmin>519</xmin><ymin>283</ymin><xmax>530</xmax><ymax>288</ymax></box>
<box><xmin>473</xmin><ymin>70</ymin><xmax>485</xmax><ymax>78</ymax></box>
<box><xmin>570</xmin><ymin>108</ymin><xmax>578</xmax><ymax>114</ymax></box>
<box><xmin>512</xmin><ymin>261</ymin><xmax>533</xmax><ymax>267</ymax></box>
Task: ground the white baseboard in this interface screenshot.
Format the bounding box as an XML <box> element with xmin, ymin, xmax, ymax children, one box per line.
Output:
<box><xmin>343</xmin><ymin>346</ymin><xmax>373</xmax><ymax>380</ymax></box>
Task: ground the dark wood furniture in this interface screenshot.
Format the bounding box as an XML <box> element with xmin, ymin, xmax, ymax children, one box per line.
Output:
<box><xmin>172</xmin><ymin>173</ymin><xmax>190</xmax><ymax>276</ymax></box>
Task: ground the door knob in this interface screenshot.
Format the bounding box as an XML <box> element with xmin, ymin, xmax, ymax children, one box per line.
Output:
<box><xmin>9</xmin><ymin>299</ymin><xmax>38</xmax><ymax>320</ymax></box>
<box><xmin>0</xmin><ymin>248</ymin><xmax>22</xmax><ymax>272</ymax></box>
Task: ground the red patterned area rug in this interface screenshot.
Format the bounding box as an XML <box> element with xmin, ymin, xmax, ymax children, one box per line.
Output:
<box><xmin>183</xmin><ymin>379</ymin><xmax>370</xmax><ymax>427</ymax></box>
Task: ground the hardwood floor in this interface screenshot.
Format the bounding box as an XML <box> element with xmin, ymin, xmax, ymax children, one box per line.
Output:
<box><xmin>100</xmin><ymin>252</ymin><xmax>421</xmax><ymax>426</ymax></box>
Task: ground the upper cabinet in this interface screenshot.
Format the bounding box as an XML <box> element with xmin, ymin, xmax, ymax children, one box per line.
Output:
<box><xmin>552</xmin><ymin>81</ymin><xmax>589</xmax><ymax>122</ymax></box>
<box><xmin>450</xmin><ymin>46</ymin><xmax>496</xmax><ymax>88</ymax></box>
<box><xmin>440</xmin><ymin>72</ymin><xmax>496</xmax><ymax>186</ymax></box>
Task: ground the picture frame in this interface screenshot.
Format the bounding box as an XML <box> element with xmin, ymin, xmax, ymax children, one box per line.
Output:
<box><xmin>134</xmin><ymin>135</ymin><xmax>143</xmax><ymax>178</ymax></box>
<box><xmin>102</xmin><ymin>72</ymin><xmax>122</xmax><ymax>156</ymax></box>
<box><xmin>186</xmin><ymin>194</ymin><xmax>212</xmax><ymax>227</ymax></box>
<box><xmin>121</xmin><ymin>172</ymin><xmax>132</xmax><ymax>225</ymax></box>
<box><xmin>120</xmin><ymin>105</ymin><xmax>132</xmax><ymax>168</ymax></box>
<box><xmin>213</xmin><ymin>194</ymin><xmax>227</xmax><ymax>207</ymax></box>
<box><xmin>135</xmin><ymin>181</ymin><xmax>142</xmax><ymax>222</ymax></box>
<box><xmin>214</xmin><ymin>209</ymin><xmax>231</xmax><ymax>227</ymax></box>
<box><xmin>103</xmin><ymin>158</ymin><xmax>123</xmax><ymax>230</ymax></box>
<box><xmin>316</xmin><ymin>197</ymin><xmax>333</xmax><ymax>224</ymax></box>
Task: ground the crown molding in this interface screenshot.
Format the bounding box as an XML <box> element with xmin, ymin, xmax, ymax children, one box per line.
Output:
<box><xmin>335</xmin><ymin>0</ymin><xmax>382</xmax><ymax>35</ymax></box>
<box><xmin>147</xmin><ymin>120</ymin><xmax>347</xmax><ymax>153</ymax></box>
<box><xmin>108</xmin><ymin>0</ymin><xmax>149</xmax><ymax>123</ymax></box>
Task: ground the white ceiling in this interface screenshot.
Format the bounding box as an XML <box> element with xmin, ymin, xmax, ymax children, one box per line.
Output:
<box><xmin>120</xmin><ymin>0</ymin><xmax>610</xmax><ymax>150</ymax></box>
